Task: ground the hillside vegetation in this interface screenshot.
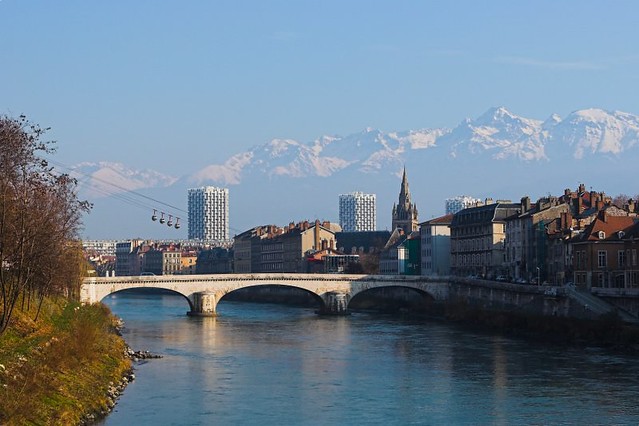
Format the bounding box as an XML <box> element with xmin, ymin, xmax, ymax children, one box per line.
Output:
<box><xmin>0</xmin><ymin>115</ymin><xmax>130</xmax><ymax>424</ymax></box>
<box><xmin>0</xmin><ymin>297</ymin><xmax>130</xmax><ymax>424</ymax></box>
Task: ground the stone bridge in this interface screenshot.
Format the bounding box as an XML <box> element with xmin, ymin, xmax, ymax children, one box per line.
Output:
<box><xmin>81</xmin><ymin>273</ymin><xmax>450</xmax><ymax>316</ymax></box>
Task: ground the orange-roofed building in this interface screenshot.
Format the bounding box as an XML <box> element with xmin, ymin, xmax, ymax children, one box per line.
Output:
<box><xmin>570</xmin><ymin>210</ymin><xmax>636</xmax><ymax>289</ymax></box>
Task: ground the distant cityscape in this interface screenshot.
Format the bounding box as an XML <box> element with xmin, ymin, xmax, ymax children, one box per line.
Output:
<box><xmin>84</xmin><ymin>171</ymin><xmax>639</xmax><ymax>295</ymax></box>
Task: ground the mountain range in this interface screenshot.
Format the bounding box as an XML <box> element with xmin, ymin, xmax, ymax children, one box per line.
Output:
<box><xmin>74</xmin><ymin>107</ymin><xmax>639</xmax><ymax>239</ymax></box>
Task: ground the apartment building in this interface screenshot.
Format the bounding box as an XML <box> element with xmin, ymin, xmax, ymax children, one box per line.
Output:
<box><xmin>187</xmin><ymin>186</ymin><xmax>229</xmax><ymax>241</ymax></box>
<box><xmin>339</xmin><ymin>192</ymin><xmax>376</xmax><ymax>232</ymax></box>
<box><xmin>450</xmin><ymin>200</ymin><xmax>520</xmax><ymax>278</ymax></box>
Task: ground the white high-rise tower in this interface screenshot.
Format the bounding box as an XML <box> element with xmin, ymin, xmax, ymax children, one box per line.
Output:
<box><xmin>339</xmin><ymin>192</ymin><xmax>376</xmax><ymax>232</ymax></box>
<box><xmin>188</xmin><ymin>186</ymin><xmax>229</xmax><ymax>241</ymax></box>
<box><xmin>445</xmin><ymin>195</ymin><xmax>481</xmax><ymax>215</ymax></box>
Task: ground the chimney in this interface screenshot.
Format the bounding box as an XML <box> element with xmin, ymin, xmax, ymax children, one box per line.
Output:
<box><xmin>314</xmin><ymin>221</ymin><xmax>320</xmax><ymax>250</ymax></box>
<box><xmin>574</xmin><ymin>196</ymin><xmax>583</xmax><ymax>214</ymax></box>
<box><xmin>629</xmin><ymin>199</ymin><xmax>636</xmax><ymax>213</ymax></box>
<box><xmin>521</xmin><ymin>196</ymin><xmax>531</xmax><ymax>212</ymax></box>
<box><xmin>596</xmin><ymin>199</ymin><xmax>604</xmax><ymax>211</ymax></box>
<box><xmin>485</xmin><ymin>197</ymin><xmax>494</xmax><ymax>205</ymax></box>
<box><xmin>578</xmin><ymin>183</ymin><xmax>586</xmax><ymax>194</ymax></box>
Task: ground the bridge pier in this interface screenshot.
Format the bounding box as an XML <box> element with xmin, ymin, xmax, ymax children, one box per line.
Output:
<box><xmin>318</xmin><ymin>292</ymin><xmax>350</xmax><ymax>316</ymax></box>
<box><xmin>188</xmin><ymin>291</ymin><xmax>219</xmax><ymax>317</ymax></box>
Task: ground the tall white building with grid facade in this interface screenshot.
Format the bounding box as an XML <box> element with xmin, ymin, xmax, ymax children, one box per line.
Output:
<box><xmin>445</xmin><ymin>195</ymin><xmax>481</xmax><ymax>215</ymax></box>
<box><xmin>188</xmin><ymin>186</ymin><xmax>229</xmax><ymax>241</ymax></box>
<box><xmin>339</xmin><ymin>192</ymin><xmax>376</xmax><ymax>232</ymax></box>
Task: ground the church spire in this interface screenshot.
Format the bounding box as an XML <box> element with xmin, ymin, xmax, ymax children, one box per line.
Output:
<box><xmin>399</xmin><ymin>166</ymin><xmax>411</xmax><ymax>208</ymax></box>
<box><xmin>392</xmin><ymin>167</ymin><xmax>419</xmax><ymax>233</ymax></box>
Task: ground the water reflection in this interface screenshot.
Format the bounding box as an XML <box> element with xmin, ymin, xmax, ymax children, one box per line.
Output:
<box><xmin>102</xmin><ymin>292</ymin><xmax>639</xmax><ymax>425</ymax></box>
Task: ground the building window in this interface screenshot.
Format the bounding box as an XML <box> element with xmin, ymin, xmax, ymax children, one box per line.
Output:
<box><xmin>598</xmin><ymin>273</ymin><xmax>605</xmax><ymax>287</ymax></box>
<box><xmin>618</xmin><ymin>250</ymin><xmax>626</xmax><ymax>268</ymax></box>
<box><xmin>576</xmin><ymin>251</ymin><xmax>584</xmax><ymax>269</ymax></box>
<box><xmin>633</xmin><ymin>249</ymin><xmax>637</xmax><ymax>266</ymax></box>
<box><xmin>598</xmin><ymin>250</ymin><xmax>607</xmax><ymax>268</ymax></box>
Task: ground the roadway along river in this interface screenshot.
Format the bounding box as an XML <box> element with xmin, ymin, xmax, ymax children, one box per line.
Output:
<box><xmin>102</xmin><ymin>291</ymin><xmax>639</xmax><ymax>425</ymax></box>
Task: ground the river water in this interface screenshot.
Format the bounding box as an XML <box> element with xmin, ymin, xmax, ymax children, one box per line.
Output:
<box><xmin>102</xmin><ymin>291</ymin><xmax>639</xmax><ymax>425</ymax></box>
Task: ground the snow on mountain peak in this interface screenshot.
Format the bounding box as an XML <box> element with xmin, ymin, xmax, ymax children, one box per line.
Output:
<box><xmin>552</xmin><ymin>108</ymin><xmax>639</xmax><ymax>158</ymax></box>
<box><xmin>71</xmin><ymin>161</ymin><xmax>178</xmax><ymax>198</ymax></box>
<box><xmin>185</xmin><ymin>106</ymin><xmax>639</xmax><ymax>185</ymax></box>
<box><xmin>443</xmin><ymin>107</ymin><xmax>546</xmax><ymax>160</ymax></box>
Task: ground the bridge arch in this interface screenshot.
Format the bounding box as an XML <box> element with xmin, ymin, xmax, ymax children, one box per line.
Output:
<box><xmin>81</xmin><ymin>274</ymin><xmax>449</xmax><ymax>317</ymax></box>
<box><xmin>217</xmin><ymin>284</ymin><xmax>324</xmax><ymax>308</ymax></box>
<box><xmin>103</xmin><ymin>287</ymin><xmax>195</xmax><ymax>312</ymax></box>
<box><xmin>348</xmin><ymin>283</ymin><xmax>438</xmax><ymax>313</ymax></box>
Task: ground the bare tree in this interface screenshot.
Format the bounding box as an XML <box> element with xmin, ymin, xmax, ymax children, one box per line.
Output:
<box><xmin>0</xmin><ymin>115</ymin><xmax>89</xmax><ymax>333</ymax></box>
<box><xmin>612</xmin><ymin>194</ymin><xmax>631</xmax><ymax>207</ymax></box>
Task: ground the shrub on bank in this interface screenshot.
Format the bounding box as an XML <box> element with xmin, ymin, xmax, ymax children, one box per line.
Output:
<box><xmin>0</xmin><ymin>297</ymin><xmax>131</xmax><ymax>425</ymax></box>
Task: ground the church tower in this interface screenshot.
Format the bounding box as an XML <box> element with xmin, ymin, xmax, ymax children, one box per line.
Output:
<box><xmin>392</xmin><ymin>167</ymin><xmax>419</xmax><ymax>234</ymax></box>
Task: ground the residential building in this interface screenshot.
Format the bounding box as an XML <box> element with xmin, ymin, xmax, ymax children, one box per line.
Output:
<box><xmin>445</xmin><ymin>195</ymin><xmax>482</xmax><ymax>215</ymax></box>
<box><xmin>450</xmin><ymin>200</ymin><xmax>520</xmax><ymax>279</ymax></box>
<box><xmin>180</xmin><ymin>251</ymin><xmax>198</xmax><ymax>274</ymax></box>
<box><xmin>505</xmin><ymin>195</ymin><xmax>571</xmax><ymax>283</ymax></box>
<box><xmin>335</xmin><ymin>230</ymin><xmax>389</xmax><ymax>274</ymax></box>
<box><xmin>196</xmin><ymin>247</ymin><xmax>233</xmax><ymax>274</ymax></box>
<box><xmin>321</xmin><ymin>253</ymin><xmax>360</xmax><ymax>273</ymax></box>
<box><xmin>622</xmin><ymin>222</ymin><xmax>639</xmax><ymax>289</ymax></box>
<box><xmin>420</xmin><ymin>214</ymin><xmax>453</xmax><ymax>276</ymax></box>
<box><xmin>115</xmin><ymin>239</ymin><xmax>144</xmax><ymax>276</ymax></box>
<box><xmin>187</xmin><ymin>186</ymin><xmax>229</xmax><ymax>241</ymax></box>
<box><xmin>233</xmin><ymin>225</ymin><xmax>282</xmax><ymax>273</ymax></box>
<box><xmin>570</xmin><ymin>210</ymin><xmax>635</xmax><ymax>289</ymax></box>
<box><xmin>339</xmin><ymin>192</ymin><xmax>376</xmax><ymax>232</ymax></box>
<box><xmin>143</xmin><ymin>246</ymin><xmax>182</xmax><ymax>275</ymax></box>
<box><xmin>82</xmin><ymin>240</ymin><xmax>117</xmax><ymax>256</ymax></box>
<box><xmin>335</xmin><ymin>231</ymin><xmax>390</xmax><ymax>255</ymax></box>
<box><xmin>379</xmin><ymin>229</ymin><xmax>420</xmax><ymax>275</ymax></box>
<box><xmin>233</xmin><ymin>221</ymin><xmax>338</xmax><ymax>273</ymax></box>
<box><xmin>505</xmin><ymin>185</ymin><xmax>628</xmax><ymax>284</ymax></box>
<box><xmin>392</xmin><ymin>168</ymin><xmax>419</xmax><ymax>234</ymax></box>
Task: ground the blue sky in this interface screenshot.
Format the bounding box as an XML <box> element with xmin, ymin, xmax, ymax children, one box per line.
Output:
<box><xmin>2</xmin><ymin>0</ymin><xmax>638</xmax><ymax>176</ymax></box>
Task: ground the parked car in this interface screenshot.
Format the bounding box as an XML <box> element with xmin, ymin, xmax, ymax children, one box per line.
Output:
<box><xmin>495</xmin><ymin>275</ymin><xmax>508</xmax><ymax>282</ymax></box>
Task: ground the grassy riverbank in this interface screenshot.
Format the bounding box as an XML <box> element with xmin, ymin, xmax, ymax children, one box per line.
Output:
<box><xmin>0</xmin><ymin>297</ymin><xmax>131</xmax><ymax>425</ymax></box>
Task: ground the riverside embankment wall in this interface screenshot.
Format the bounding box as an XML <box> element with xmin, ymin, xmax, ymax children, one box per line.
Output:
<box><xmin>447</xmin><ymin>278</ymin><xmax>613</xmax><ymax>322</ymax></box>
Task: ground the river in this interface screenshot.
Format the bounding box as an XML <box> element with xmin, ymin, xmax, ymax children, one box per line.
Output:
<box><xmin>102</xmin><ymin>291</ymin><xmax>639</xmax><ymax>425</ymax></box>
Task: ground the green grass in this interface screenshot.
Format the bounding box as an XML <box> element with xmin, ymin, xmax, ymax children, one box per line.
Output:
<box><xmin>0</xmin><ymin>297</ymin><xmax>131</xmax><ymax>425</ymax></box>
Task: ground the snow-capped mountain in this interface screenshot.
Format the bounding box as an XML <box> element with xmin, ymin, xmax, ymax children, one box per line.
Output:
<box><xmin>545</xmin><ymin>109</ymin><xmax>639</xmax><ymax>159</ymax></box>
<box><xmin>188</xmin><ymin>106</ymin><xmax>639</xmax><ymax>186</ymax></box>
<box><xmin>76</xmin><ymin>106</ymin><xmax>639</xmax><ymax>239</ymax></box>
<box><xmin>442</xmin><ymin>106</ymin><xmax>546</xmax><ymax>161</ymax></box>
<box><xmin>70</xmin><ymin>162</ymin><xmax>178</xmax><ymax>197</ymax></box>
<box><xmin>189</xmin><ymin>127</ymin><xmax>448</xmax><ymax>184</ymax></box>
